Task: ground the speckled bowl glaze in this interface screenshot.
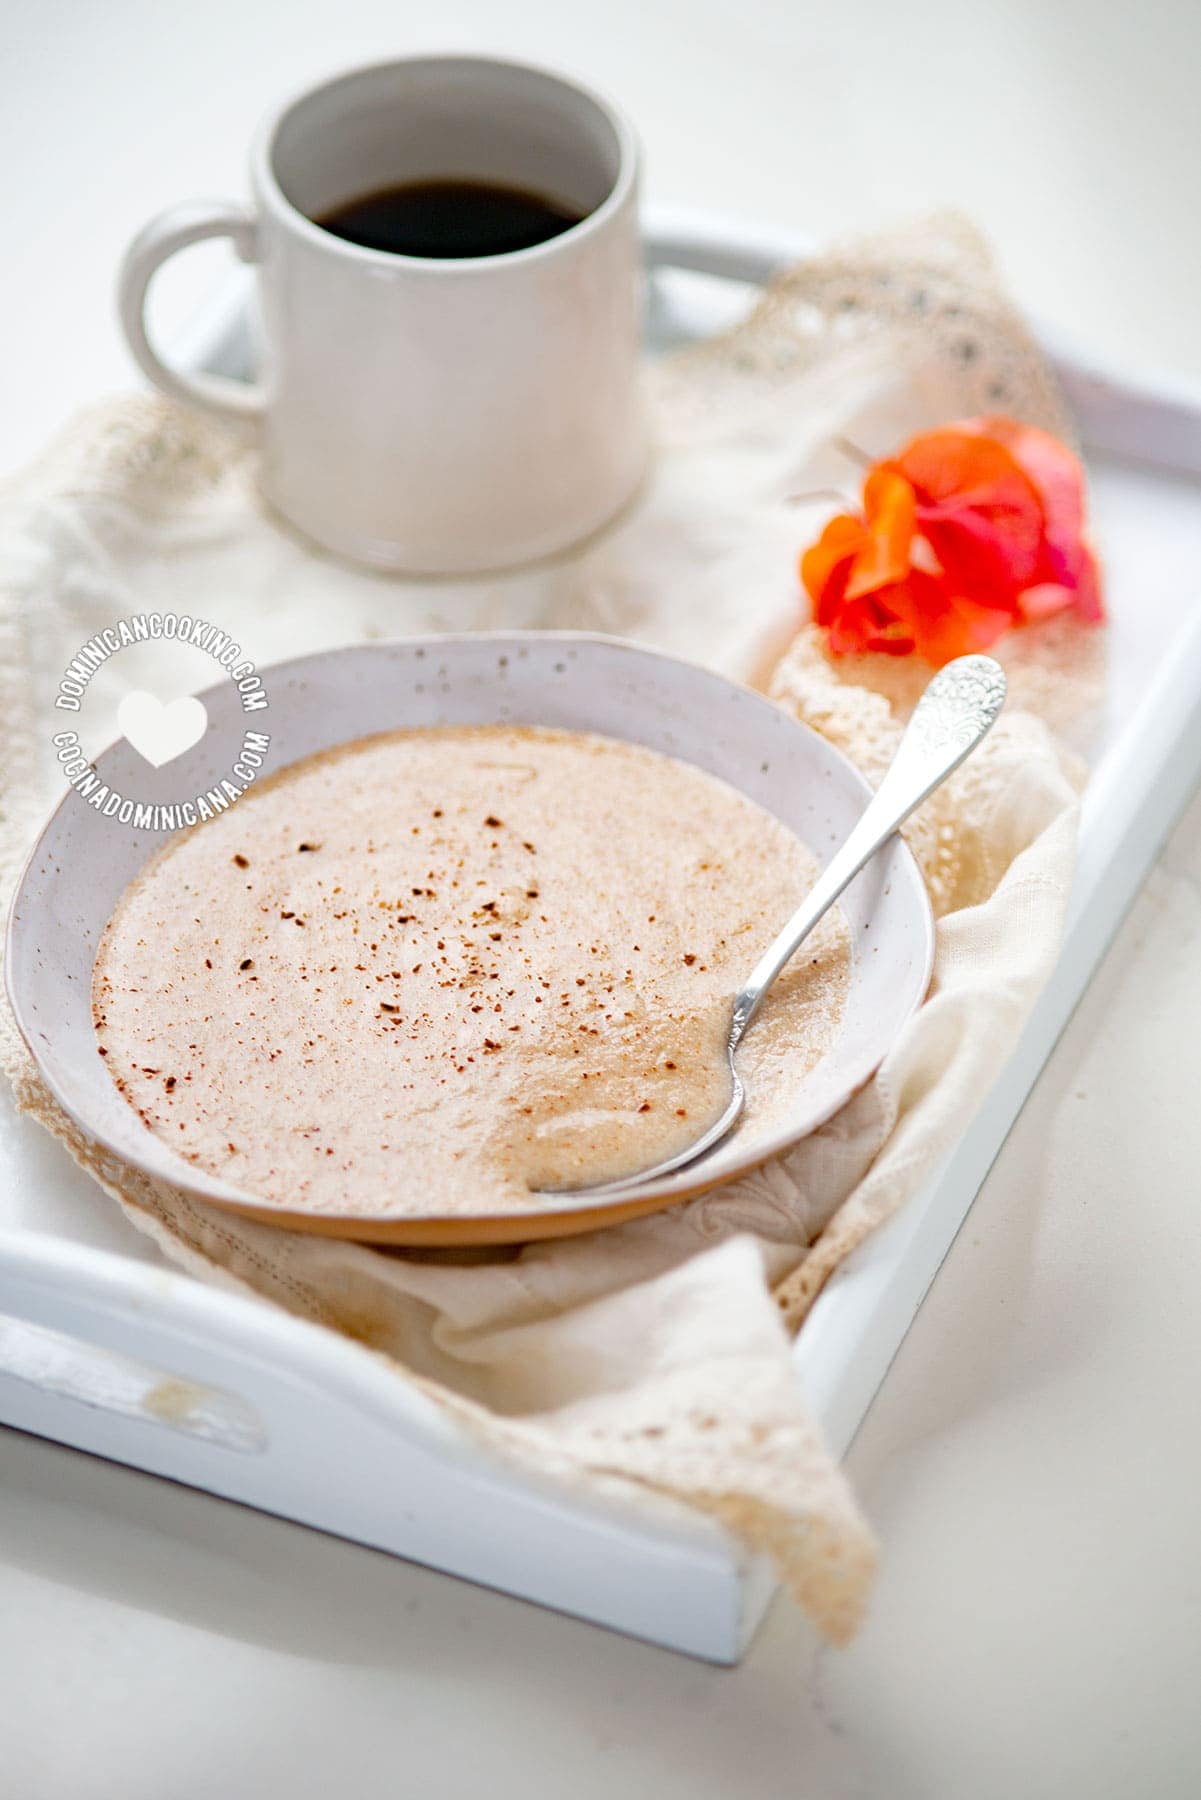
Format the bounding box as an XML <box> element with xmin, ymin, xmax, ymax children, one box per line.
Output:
<box><xmin>7</xmin><ymin>634</ymin><xmax>934</xmax><ymax>1244</ymax></box>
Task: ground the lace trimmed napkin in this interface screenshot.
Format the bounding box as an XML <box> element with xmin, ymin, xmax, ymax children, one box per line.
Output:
<box><xmin>0</xmin><ymin>218</ymin><xmax>1090</xmax><ymax>1642</ymax></box>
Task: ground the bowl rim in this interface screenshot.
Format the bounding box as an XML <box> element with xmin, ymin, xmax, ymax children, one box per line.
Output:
<box><xmin>6</xmin><ymin>631</ymin><xmax>935</xmax><ymax>1243</ymax></box>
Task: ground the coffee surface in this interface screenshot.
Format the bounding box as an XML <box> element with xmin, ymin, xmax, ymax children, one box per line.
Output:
<box><xmin>93</xmin><ymin>726</ymin><xmax>850</xmax><ymax>1219</ymax></box>
<box><xmin>316</xmin><ymin>178</ymin><xmax>582</xmax><ymax>259</ymax></box>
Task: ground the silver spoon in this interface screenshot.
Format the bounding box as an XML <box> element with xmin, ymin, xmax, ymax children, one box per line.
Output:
<box><xmin>553</xmin><ymin>653</ymin><xmax>1007</xmax><ymax>1199</ymax></box>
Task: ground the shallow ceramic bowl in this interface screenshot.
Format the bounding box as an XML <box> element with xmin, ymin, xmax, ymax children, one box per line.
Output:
<box><xmin>7</xmin><ymin>634</ymin><xmax>934</xmax><ymax>1244</ymax></box>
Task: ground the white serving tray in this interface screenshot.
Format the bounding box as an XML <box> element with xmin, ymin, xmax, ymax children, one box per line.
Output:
<box><xmin>3</xmin><ymin>210</ymin><xmax>1201</xmax><ymax>1664</ymax></box>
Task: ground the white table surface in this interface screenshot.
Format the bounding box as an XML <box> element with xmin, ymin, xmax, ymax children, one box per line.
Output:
<box><xmin>3</xmin><ymin>2</ymin><xmax>1201</xmax><ymax>1795</ymax></box>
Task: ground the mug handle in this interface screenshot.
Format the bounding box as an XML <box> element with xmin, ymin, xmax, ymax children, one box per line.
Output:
<box><xmin>117</xmin><ymin>201</ymin><xmax>265</xmax><ymax>422</ymax></box>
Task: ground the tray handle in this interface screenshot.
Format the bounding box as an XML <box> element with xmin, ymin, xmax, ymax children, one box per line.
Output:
<box><xmin>644</xmin><ymin>210</ymin><xmax>810</xmax><ymax>286</ymax></box>
<box><xmin>0</xmin><ymin>1230</ymin><xmax>460</xmax><ymax>1467</ymax></box>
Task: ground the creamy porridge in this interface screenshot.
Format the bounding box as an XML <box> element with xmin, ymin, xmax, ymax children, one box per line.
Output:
<box><xmin>93</xmin><ymin>727</ymin><xmax>850</xmax><ymax>1217</ymax></box>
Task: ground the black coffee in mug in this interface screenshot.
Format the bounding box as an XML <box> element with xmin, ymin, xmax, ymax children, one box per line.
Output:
<box><xmin>316</xmin><ymin>178</ymin><xmax>584</xmax><ymax>259</ymax></box>
<box><xmin>118</xmin><ymin>54</ymin><xmax>643</xmax><ymax>570</ymax></box>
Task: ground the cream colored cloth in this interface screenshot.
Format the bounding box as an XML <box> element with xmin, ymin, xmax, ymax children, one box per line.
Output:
<box><xmin>0</xmin><ymin>219</ymin><xmax>1089</xmax><ymax>1643</ymax></box>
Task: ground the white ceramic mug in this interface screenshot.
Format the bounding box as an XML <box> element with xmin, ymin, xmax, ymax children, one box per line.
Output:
<box><xmin>118</xmin><ymin>55</ymin><xmax>646</xmax><ymax>574</ymax></box>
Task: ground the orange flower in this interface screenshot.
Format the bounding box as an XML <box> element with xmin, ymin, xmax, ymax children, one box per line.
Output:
<box><xmin>800</xmin><ymin>417</ymin><xmax>1103</xmax><ymax>662</ymax></box>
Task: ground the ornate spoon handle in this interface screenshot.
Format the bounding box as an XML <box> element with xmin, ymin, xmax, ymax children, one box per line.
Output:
<box><xmin>730</xmin><ymin>654</ymin><xmax>1007</xmax><ymax>1044</ymax></box>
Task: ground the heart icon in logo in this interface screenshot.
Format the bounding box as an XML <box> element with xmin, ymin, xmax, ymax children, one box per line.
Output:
<box><xmin>117</xmin><ymin>691</ymin><xmax>208</xmax><ymax>768</ymax></box>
